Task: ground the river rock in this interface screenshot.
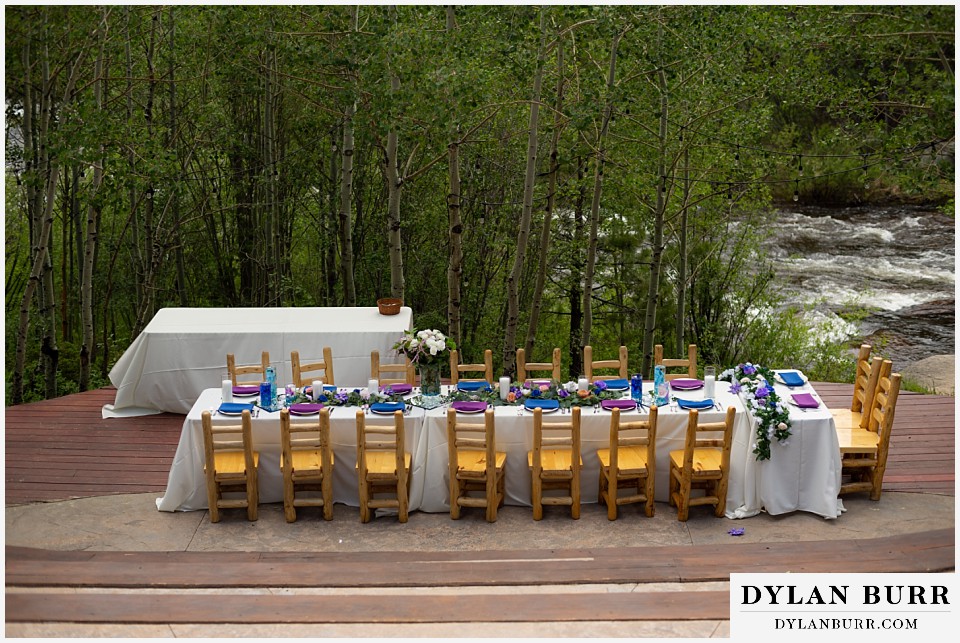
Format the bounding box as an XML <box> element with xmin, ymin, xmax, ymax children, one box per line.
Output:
<box><xmin>899</xmin><ymin>354</ymin><xmax>955</xmax><ymax>396</ymax></box>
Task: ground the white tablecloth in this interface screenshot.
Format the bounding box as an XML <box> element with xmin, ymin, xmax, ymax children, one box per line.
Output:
<box><xmin>157</xmin><ymin>384</ymin><xmax>754</xmax><ymax>514</ymax></box>
<box><xmin>105</xmin><ymin>306</ymin><xmax>413</xmax><ymax>416</ymax></box>
<box><xmin>156</xmin><ymin>388</ymin><xmax>430</xmax><ymax>511</ymax></box>
<box><xmin>725</xmin><ymin>379</ymin><xmax>844</xmax><ymax>519</ymax></box>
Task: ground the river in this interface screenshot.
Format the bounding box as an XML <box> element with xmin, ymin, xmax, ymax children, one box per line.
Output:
<box><xmin>763</xmin><ymin>204</ymin><xmax>955</xmax><ymax>365</ymax></box>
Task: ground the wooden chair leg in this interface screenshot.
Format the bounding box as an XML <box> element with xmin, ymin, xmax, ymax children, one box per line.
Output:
<box><xmin>398</xmin><ymin>475</ymin><xmax>409</xmax><ymax>524</ymax></box>
<box><xmin>532</xmin><ymin>477</ymin><xmax>543</xmax><ymax>521</ymax></box>
<box><xmin>571</xmin><ymin>477</ymin><xmax>581</xmax><ymax>520</ymax></box>
<box><xmin>247</xmin><ymin>471</ymin><xmax>258</xmax><ymax>522</ymax></box>
<box><xmin>206</xmin><ymin>481</ymin><xmax>220</xmax><ymax>524</ymax></box>
<box><xmin>450</xmin><ymin>475</ymin><xmax>461</xmax><ymax>520</ymax></box>
<box><xmin>645</xmin><ymin>473</ymin><xmax>656</xmax><ymax>517</ymax></box>
<box><xmin>604</xmin><ymin>472</ymin><xmax>617</xmax><ymax>521</ymax></box>
<box><xmin>485</xmin><ymin>473</ymin><xmax>497</xmax><ymax>523</ymax></box>
<box><xmin>322</xmin><ymin>475</ymin><xmax>333</xmax><ymax>521</ymax></box>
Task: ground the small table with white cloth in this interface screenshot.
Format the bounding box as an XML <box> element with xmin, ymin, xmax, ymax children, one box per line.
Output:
<box><xmin>104</xmin><ymin>306</ymin><xmax>412</xmax><ymax>417</ymax></box>
<box><xmin>724</xmin><ymin>372</ymin><xmax>844</xmax><ymax>519</ymax></box>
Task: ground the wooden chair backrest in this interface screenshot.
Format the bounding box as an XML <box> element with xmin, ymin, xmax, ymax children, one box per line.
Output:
<box><xmin>608</xmin><ymin>406</ymin><xmax>657</xmax><ymax>473</ymax></box>
<box><xmin>678</xmin><ymin>406</ymin><xmax>736</xmax><ymax>477</ymax></box>
<box><xmin>291</xmin><ymin>347</ymin><xmax>334</xmax><ymax>388</ymax></box>
<box><xmin>517</xmin><ymin>347</ymin><xmax>561</xmax><ymax>382</ymax></box>
<box><xmin>531</xmin><ymin>406</ymin><xmax>581</xmax><ymax>475</ymax></box>
<box><xmin>446</xmin><ymin>408</ymin><xmax>497</xmax><ymax>479</ymax></box>
<box><xmin>356</xmin><ymin>409</ymin><xmax>406</xmax><ymax>479</ymax></box>
<box><xmin>850</xmin><ymin>344</ymin><xmax>876</xmax><ymax>412</ymax></box>
<box><xmin>584</xmin><ymin>345</ymin><xmax>629</xmax><ymax>381</ymax></box>
<box><xmin>371</xmin><ymin>350</ymin><xmax>415</xmax><ymax>386</ymax></box>
<box><xmin>280</xmin><ymin>408</ymin><xmax>332</xmax><ymax>475</ymax></box>
<box><xmin>867</xmin><ymin>365</ymin><xmax>900</xmax><ymax>437</ymax></box>
<box><xmin>201</xmin><ymin>409</ymin><xmax>256</xmax><ymax>478</ymax></box>
<box><xmin>226</xmin><ymin>352</ymin><xmax>270</xmax><ymax>387</ymax></box>
<box><xmin>449</xmin><ymin>349</ymin><xmax>494</xmax><ymax>385</ymax></box>
<box><xmin>654</xmin><ymin>344</ymin><xmax>697</xmax><ymax>380</ymax></box>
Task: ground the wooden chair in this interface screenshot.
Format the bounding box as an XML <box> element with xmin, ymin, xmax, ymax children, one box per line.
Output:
<box><xmin>516</xmin><ymin>347</ymin><xmax>561</xmax><ymax>383</ymax></box>
<box><xmin>280</xmin><ymin>408</ymin><xmax>334</xmax><ymax>523</ymax></box>
<box><xmin>201</xmin><ymin>409</ymin><xmax>259</xmax><ymax>523</ymax></box>
<box><xmin>527</xmin><ymin>406</ymin><xmax>581</xmax><ymax>520</ymax></box>
<box><xmin>291</xmin><ymin>347</ymin><xmax>334</xmax><ymax>388</ymax></box>
<box><xmin>371</xmin><ymin>350</ymin><xmax>415</xmax><ymax>386</ymax></box>
<box><xmin>584</xmin><ymin>345</ymin><xmax>628</xmax><ymax>381</ymax></box>
<box><xmin>830</xmin><ymin>345</ymin><xmax>881</xmax><ymax>430</ymax></box>
<box><xmin>838</xmin><ymin>365</ymin><xmax>901</xmax><ymax>500</ymax></box>
<box><xmin>356</xmin><ymin>409</ymin><xmax>411</xmax><ymax>523</ymax></box>
<box><xmin>449</xmin><ymin>348</ymin><xmax>494</xmax><ymax>385</ymax></box>
<box><xmin>654</xmin><ymin>344</ymin><xmax>697</xmax><ymax>381</ymax></box>
<box><xmin>668</xmin><ymin>406</ymin><xmax>736</xmax><ymax>521</ymax></box>
<box><xmin>226</xmin><ymin>351</ymin><xmax>270</xmax><ymax>386</ymax></box>
<box><xmin>598</xmin><ymin>406</ymin><xmax>658</xmax><ymax>520</ymax></box>
<box><xmin>446</xmin><ymin>408</ymin><xmax>506</xmax><ymax>522</ymax></box>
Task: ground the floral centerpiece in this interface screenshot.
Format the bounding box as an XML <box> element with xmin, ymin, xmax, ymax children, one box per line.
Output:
<box><xmin>720</xmin><ymin>362</ymin><xmax>791</xmax><ymax>461</ymax></box>
<box><xmin>447</xmin><ymin>379</ymin><xmax>622</xmax><ymax>408</ymax></box>
<box><xmin>393</xmin><ymin>328</ymin><xmax>456</xmax><ymax>396</ymax></box>
<box><xmin>287</xmin><ymin>385</ymin><xmax>405</xmax><ymax>407</ymax></box>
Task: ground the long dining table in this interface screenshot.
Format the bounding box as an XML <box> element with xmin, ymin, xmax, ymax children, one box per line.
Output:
<box><xmin>104</xmin><ymin>306</ymin><xmax>412</xmax><ymax>417</ymax></box>
<box><xmin>158</xmin><ymin>376</ymin><xmax>844</xmax><ymax>519</ymax></box>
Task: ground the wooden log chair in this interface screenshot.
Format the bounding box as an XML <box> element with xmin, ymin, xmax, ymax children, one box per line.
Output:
<box><xmin>598</xmin><ymin>406</ymin><xmax>658</xmax><ymax>520</ymax></box>
<box><xmin>280</xmin><ymin>408</ymin><xmax>334</xmax><ymax>523</ymax></box>
<box><xmin>226</xmin><ymin>351</ymin><xmax>270</xmax><ymax>387</ymax></box>
<box><xmin>668</xmin><ymin>406</ymin><xmax>736</xmax><ymax>521</ymax></box>
<box><xmin>838</xmin><ymin>365</ymin><xmax>901</xmax><ymax>500</ymax></box>
<box><xmin>371</xmin><ymin>350</ymin><xmax>415</xmax><ymax>386</ymax></box>
<box><xmin>654</xmin><ymin>344</ymin><xmax>697</xmax><ymax>381</ymax></box>
<box><xmin>449</xmin><ymin>349</ymin><xmax>494</xmax><ymax>385</ymax></box>
<box><xmin>584</xmin><ymin>345</ymin><xmax>629</xmax><ymax>381</ymax></box>
<box><xmin>830</xmin><ymin>345</ymin><xmax>883</xmax><ymax>431</ymax></box>
<box><xmin>291</xmin><ymin>347</ymin><xmax>334</xmax><ymax>388</ymax></box>
<box><xmin>528</xmin><ymin>406</ymin><xmax>582</xmax><ymax>520</ymax></box>
<box><xmin>446</xmin><ymin>408</ymin><xmax>506</xmax><ymax>522</ymax></box>
<box><xmin>516</xmin><ymin>347</ymin><xmax>562</xmax><ymax>383</ymax></box>
<box><xmin>356</xmin><ymin>409</ymin><xmax>411</xmax><ymax>523</ymax></box>
<box><xmin>201</xmin><ymin>409</ymin><xmax>259</xmax><ymax>523</ymax></box>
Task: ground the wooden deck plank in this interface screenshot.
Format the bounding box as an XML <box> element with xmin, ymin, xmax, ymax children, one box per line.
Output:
<box><xmin>4</xmin><ymin>384</ymin><xmax>954</xmax><ymax>505</ymax></box>
<box><xmin>7</xmin><ymin>590</ymin><xmax>730</xmax><ymax>624</ymax></box>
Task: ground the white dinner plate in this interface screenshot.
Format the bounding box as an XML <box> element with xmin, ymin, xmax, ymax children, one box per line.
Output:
<box><xmin>524</xmin><ymin>406</ymin><xmax>559</xmax><ymax>414</ymax></box>
<box><xmin>604</xmin><ymin>385</ymin><xmax>629</xmax><ymax>392</ymax></box>
<box><xmin>231</xmin><ymin>391</ymin><xmax>259</xmax><ymax>398</ymax></box>
<box><xmin>455</xmin><ymin>407</ymin><xmax>486</xmax><ymax>415</ymax></box>
<box><xmin>289</xmin><ymin>409</ymin><xmax>320</xmax><ymax>416</ymax></box>
<box><xmin>775</xmin><ymin>371</ymin><xmax>808</xmax><ymax>386</ymax></box>
<box><xmin>371</xmin><ymin>408</ymin><xmax>404</xmax><ymax>415</ymax></box>
<box><xmin>218</xmin><ymin>410</ymin><xmax>246</xmax><ymax>416</ymax></box>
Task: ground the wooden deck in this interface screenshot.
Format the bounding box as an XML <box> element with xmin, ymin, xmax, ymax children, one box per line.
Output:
<box><xmin>5</xmin><ymin>383</ymin><xmax>953</xmax><ymax>505</ymax></box>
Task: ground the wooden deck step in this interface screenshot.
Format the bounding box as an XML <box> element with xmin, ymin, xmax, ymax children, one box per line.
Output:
<box><xmin>7</xmin><ymin>529</ymin><xmax>953</xmax><ymax>590</ymax></box>
<box><xmin>6</xmin><ymin>590</ymin><xmax>729</xmax><ymax>624</ymax></box>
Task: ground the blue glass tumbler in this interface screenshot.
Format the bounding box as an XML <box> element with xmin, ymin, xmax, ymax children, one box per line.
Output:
<box><xmin>630</xmin><ymin>373</ymin><xmax>643</xmax><ymax>402</ymax></box>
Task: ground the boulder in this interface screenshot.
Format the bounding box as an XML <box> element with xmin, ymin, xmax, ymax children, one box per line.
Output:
<box><xmin>900</xmin><ymin>354</ymin><xmax>955</xmax><ymax>396</ymax></box>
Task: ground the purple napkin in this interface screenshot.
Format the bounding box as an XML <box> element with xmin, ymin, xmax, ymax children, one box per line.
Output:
<box><xmin>601</xmin><ymin>399</ymin><xmax>637</xmax><ymax>411</ymax></box>
<box><xmin>232</xmin><ymin>385</ymin><xmax>260</xmax><ymax>395</ymax></box>
<box><xmin>791</xmin><ymin>393</ymin><xmax>820</xmax><ymax>409</ymax></box>
<box><xmin>386</xmin><ymin>383</ymin><xmax>413</xmax><ymax>394</ymax></box>
<box><xmin>669</xmin><ymin>379</ymin><xmax>704</xmax><ymax>390</ymax></box>
<box><xmin>289</xmin><ymin>403</ymin><xmax>324</xmax><ymax>415</ymax></box>
<box><xmin>451</xmin><ymin>401</ymin><xmax>488</xmax><ymax>414</ymax></box>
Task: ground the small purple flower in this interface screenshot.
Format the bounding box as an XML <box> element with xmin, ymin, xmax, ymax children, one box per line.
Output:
<box><xmin>728</xmin><ymin>527</ymin><xmax>745</xmax><ymax>536</ymax></box>
<box><xmin>557</xmin><ymin>388</ymin><xmax>569</xmax><ymax>398</ymax></box>
<box><xmin>594</xmin><ymin>380</ymin><xmax>608</xmax><ymax>391</ymax></box>
<box><xmin>754</xmin><ymin>385</ymin><xmax>771</xmax><ymax>399</ymax></box>
<box><xmin>729</xmin><ymin>381</ymin><xmax>742</xmax><ymax>394</ymax></box>
<box><xmin>335</xmin><ymin>392</ymin><xmax>348</xmax><ymax>404</ymax></box>
<box><xmin>742</xmin><ymin>363</ymin><xmax>757</xmax><ymax>376</ymax></box>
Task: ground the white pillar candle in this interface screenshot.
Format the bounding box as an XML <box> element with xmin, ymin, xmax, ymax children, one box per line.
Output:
<box><xmin>499</xmin><ymin>376</ymin><xmax>511</xmax><ymax>401</ymax></box>
<box><xmin>221</xmin><ymin>380</ymin><xmax>233</xmax><ymax>403</ymax></box>
<box><xmin>368</xmin><ymin>378</ymin><xmax>379</xmax><ymax>395</ymax></box>
<box><xmin>577</xmin><ymin>377</ymin><xmax>589</xmax><ymax>391</ymax></box>
<box><xmin>312</xmin><ymin>380</ymin><xmax>323</xmax><ymax>402</ymax></box>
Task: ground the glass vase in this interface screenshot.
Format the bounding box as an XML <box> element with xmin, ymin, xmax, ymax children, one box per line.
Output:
<box><xmin>419</xmin><ymin>363</ymin><xmax>442</xmax><ymax>396</ymax></box>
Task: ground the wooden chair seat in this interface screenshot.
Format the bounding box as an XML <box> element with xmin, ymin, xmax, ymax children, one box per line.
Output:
<box><xmin>669</xmin><ymin>448</ymin><xmax>722</xmax><ymax>476</ymax></box>
<box><xmin>527</xmin><ymin>449</ymin><xmax>582</xmax><ymax>473</ymax></box>
<box><xmin>597</xmin><ymin>446</ymin><xmax>649</xmax><ymax>475</ymax></box>
<box><xmin>455</xmin><ymin>450</ymin><xmax>507</xmax><ymax>475</ymax></box>
<box><xmin>283</xmin><ymin>449</ymin><xmax>336</xmax><ymax>474</ymax></box>
<box><xmin>210</xmin><ymin>451</ymin><xmax>260</xmax><ymax>477</ymax></box>
<box><xmin>837</xmin><ymin>428</ymin><xmax>880</xmax><ymax>454</ymax></box>
<box><xmin>830</xmin><ymin>408</ymin><xmax>863</xmax><ymax>431</ymax></box>
<box><xmin>359</xmin><ymin>451</ymin><xmax>412</xmax><ymax>477</ymax></box>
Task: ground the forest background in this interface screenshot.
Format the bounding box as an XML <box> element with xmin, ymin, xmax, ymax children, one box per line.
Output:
<box><xmin>4</xmin><ymin>5</ymin><xmax>954</xmax><ymax>405</ymax></box>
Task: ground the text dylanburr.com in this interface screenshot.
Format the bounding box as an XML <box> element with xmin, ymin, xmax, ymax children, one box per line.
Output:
<box><xmin>730</xmin><ymin>573</ymin><xmax>957</xmax><ymax>639</ymax></box>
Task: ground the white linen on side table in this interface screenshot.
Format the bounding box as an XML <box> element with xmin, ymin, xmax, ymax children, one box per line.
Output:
<box><xmin>105</xmin><ymin>306</ymin><xmax>413</xmax><ymax>416</ymax></box>
<box><xmin>725</xmin><ymin>381</ymin><xmax>844</xmax><ymax>520</ymax></box>
<box><xmin>156</xmin><ymin>388</ymin><xmax>428</xmax><ymax>512</ymax></box>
